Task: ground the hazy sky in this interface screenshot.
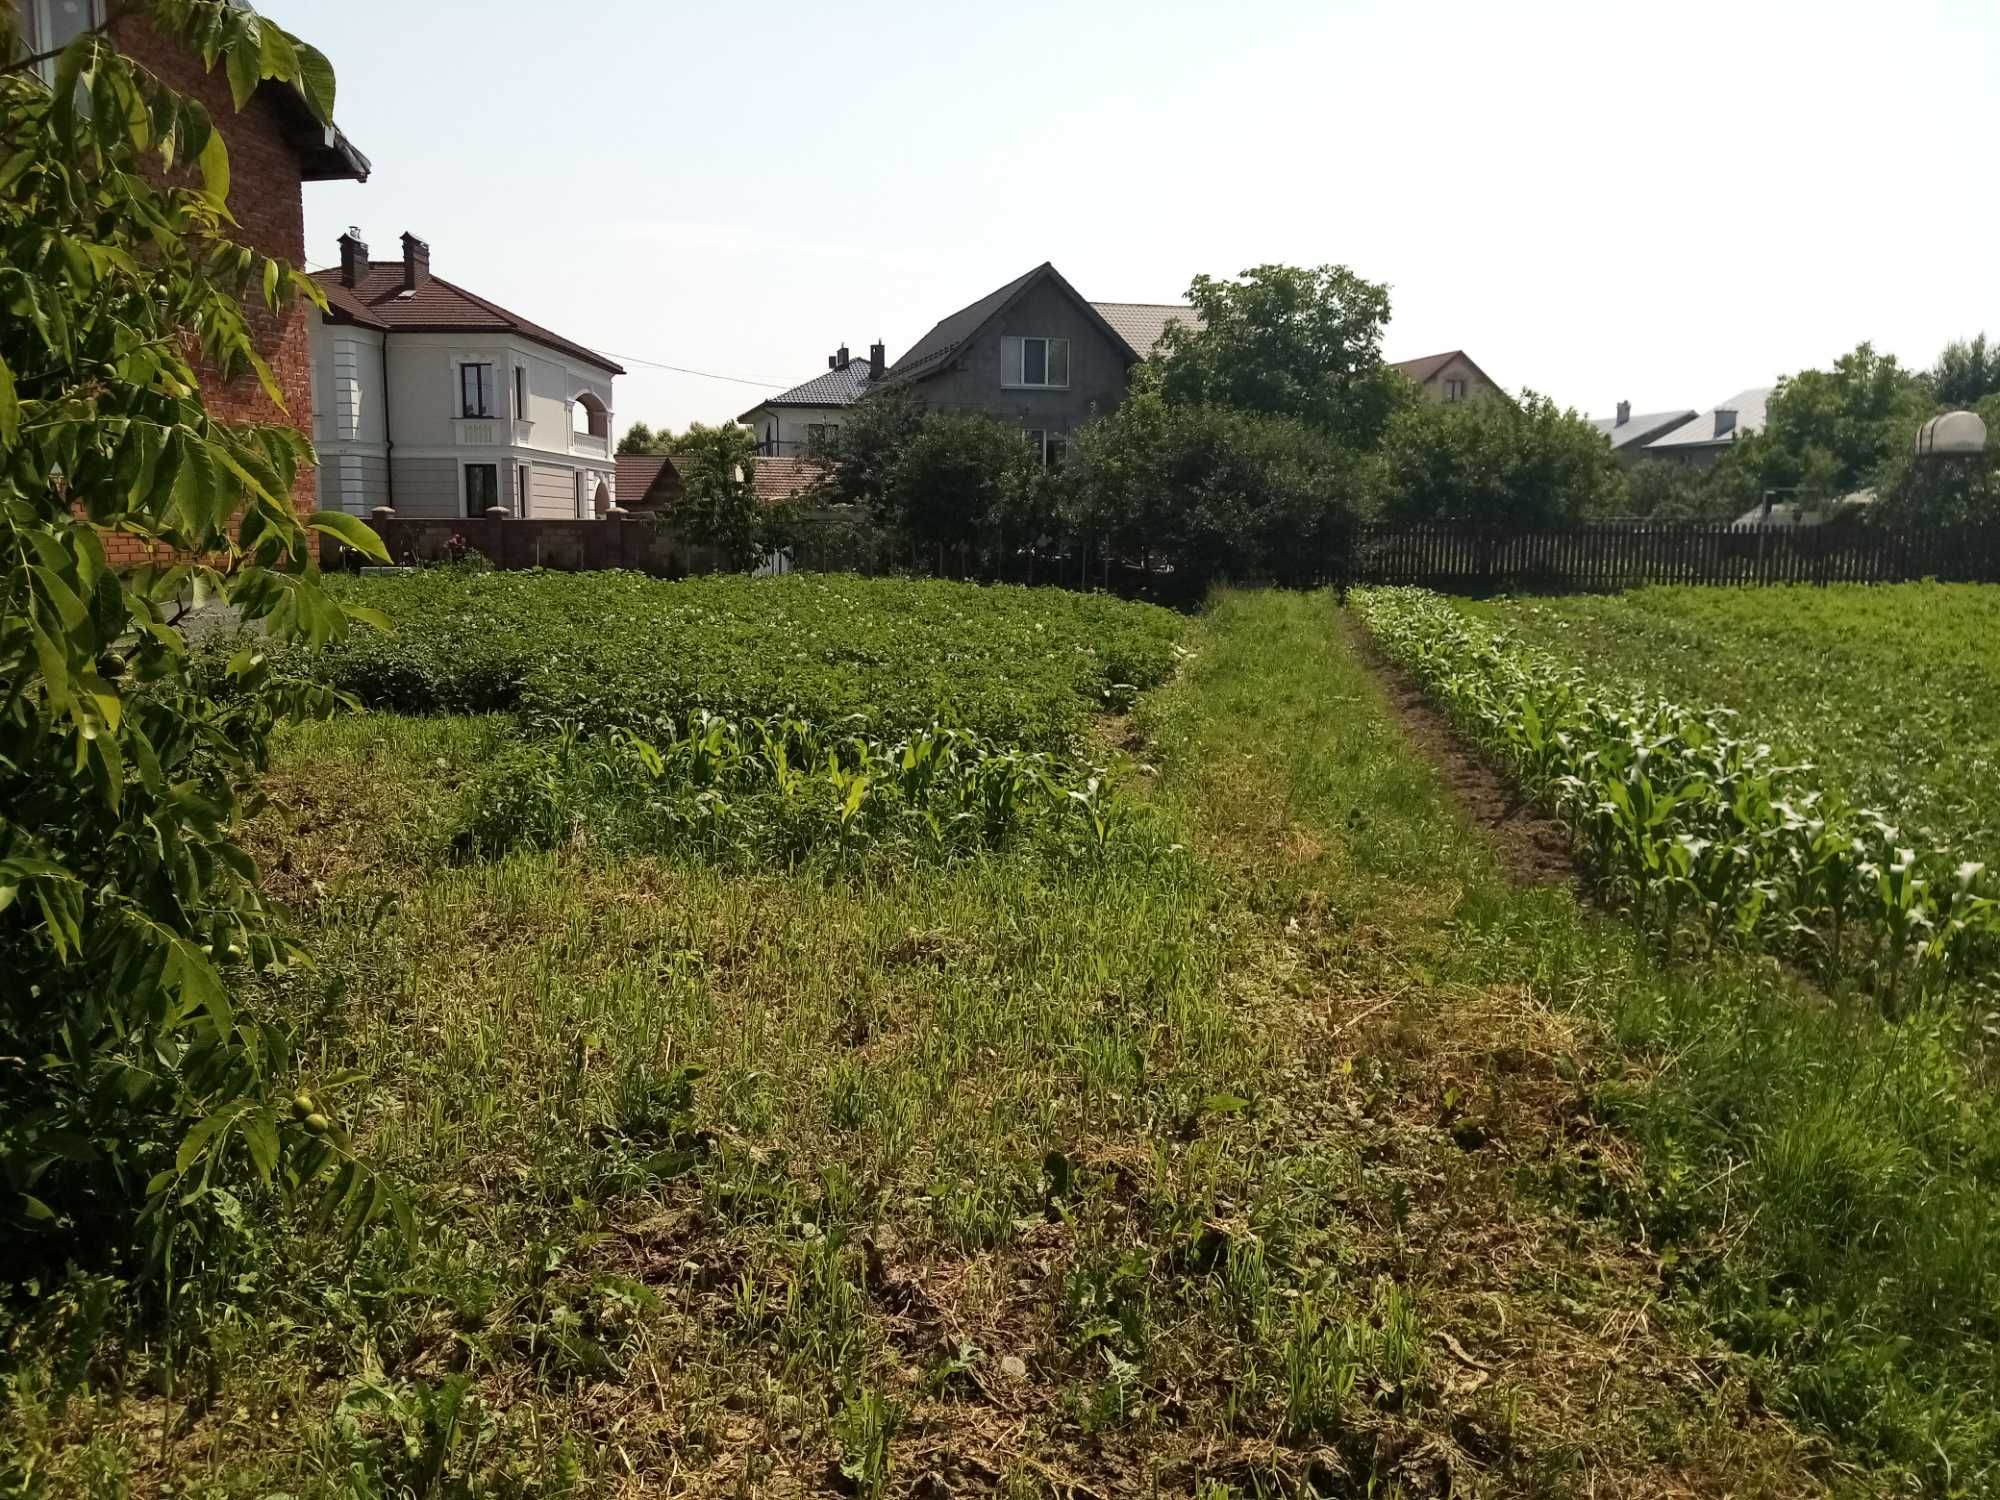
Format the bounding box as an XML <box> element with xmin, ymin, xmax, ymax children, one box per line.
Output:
<box><xmin>268</xmin><ymin>0</ymin><xmax>1996</xmax><ymax>436</ymax></box>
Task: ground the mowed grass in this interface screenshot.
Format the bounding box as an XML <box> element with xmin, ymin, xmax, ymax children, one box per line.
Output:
<box><xmin>11</xmin><ymin>583</ymin><xmax>1996</xmax><ymax>1497</ymax></box>
<box><xmin>1461</xmin><ymin>583</ymin><xmax>2000</xmax><ymax>854</ymax></box>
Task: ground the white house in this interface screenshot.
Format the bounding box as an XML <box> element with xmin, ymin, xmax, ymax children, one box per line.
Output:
<box><xmin>310</xmin><ymin>230</ymin><xmax>622</xmax><ymax>519</ymax></box>
<box><xmin>739</xmin><ymin>342</ymin><xmax>885</xmax><ymax>457</ymax></box>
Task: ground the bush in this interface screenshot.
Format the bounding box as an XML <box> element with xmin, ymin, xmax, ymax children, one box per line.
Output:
<box><xmin>1068</xmin><ymin>391</ymin><xmax>1377</xmax><ymax>590</ymax></box>
<box><xmin>1379</xmin><ymin>390</ymin><xmax>1622</xmax><ymax>525</ymax></box>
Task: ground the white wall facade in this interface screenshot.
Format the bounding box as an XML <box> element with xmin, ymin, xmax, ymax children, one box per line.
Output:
<box><xmin>310</xmin><ymin>320</ymin><xmax>618</xmax><ymax>519</ymax></box>
<box><xmin>742</xmin><ymin>403</ymin><xmax>850</xmax><ymax>458</ymax></box>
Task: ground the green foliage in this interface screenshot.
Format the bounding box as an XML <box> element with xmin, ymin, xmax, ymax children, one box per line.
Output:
<box><xmin>245</xmin><ymin>570</ymin><xmax>1184</xmax><ymax>754</ymax></box>
<box><xmin>665</xmin><ymin>422</ymin><xmax>761</xmax><ymax>565</ymax></box>
<box><xmin>1928</xmin><ymin>332</ymin><xmax>1999</xmax><ymax>409</ymax></box>
<box><xmin>1379</xmin><ymin>391</ymin><xmax>1624</xmax><ymax>525</ymax></box>
<box><xmin>1355</xmin><ymin>587</ymin><xmax>2000</xmax><ymax>999</ymax></box>
<box><xmin>879</xmin><ymin>410</ymin><xmax>1038</xmax><ymax>553</ymax></box>
<box><xmin>1739</xmin><ymin>341</ymin><xmax>1934</xmax><ymax>502</ymax></box>
<box><xmin>615</xmin><ymin>419</ymin><xmax>672</xmax><ymax>456</ymax></box>
<box><xmin>810</xmin><ymin>385</ymin><xmax>928</xmax><ymax>512</ymax></box>
<box><xmin>1068</xmin><ymin>390</ymin><xmax>1374</xmax><ymax>589</ymax></box>
<box><xmin>1154</xmin><ymin>264</ymin><xmax>1405</xmax><ymax>445</ymax></box>
<box><xmin>0</xmin><ymin>2</ymin><xmax>396</xmax><ymax>1282</ymax></box>
<box><xmin>1618</xmin><ymin>456</ymin><xmax>1753</xmax><ymax>522</ymax></box>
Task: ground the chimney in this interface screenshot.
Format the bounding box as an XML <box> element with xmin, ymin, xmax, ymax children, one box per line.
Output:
<box><xmin>337</xmin><ymin>227</ymin><xmax>368</xmax><ymax>287</ymax></box>
<box><xmin>400</xmin><ymin>231</ymin><xmax>430</xmax><ymax>292</ymax></box>
<box><xmin>835</xmin><ymin>343</ymin><xmax>851</xmax><ymax>371</ymax></box>
<box><xmin>1714</xmin><ymin>407</ymin><xmax>1738</xmax><ymax>438</ymax></box>
<box><xmin>1615</xmin><ymin>399</ymin><xmax>1631</xmax><ymax>427</ymax></box>
<box><xmin>869</xmin><ymin>341</ymin><xmax>885</xmax><ymax>380</ymax></box>
<box><xmin>828</xmin><ymin>354</ymin><xmax>837</xmax><ymax>370</ymax></box>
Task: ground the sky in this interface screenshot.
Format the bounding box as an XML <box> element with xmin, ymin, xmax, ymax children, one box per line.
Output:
<box><xmin>266</xmin><ymin>0</ymin><xmax>1997</xmax><ymax>438</ymax></box>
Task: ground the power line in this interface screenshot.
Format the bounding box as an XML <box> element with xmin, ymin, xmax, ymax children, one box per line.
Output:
<box><xmin>595</xmin><ymin>350</ymin><xmax>793</xmax><ymax>389</ymax></box>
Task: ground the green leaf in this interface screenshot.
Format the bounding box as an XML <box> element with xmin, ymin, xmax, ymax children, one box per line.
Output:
<box><xmin>198</xmin><ymin>127</ymin><xmax>230</xmax><ymax>208</ymax></box>
<box><xmin>307</xmin><ymin>510</ymin><xmax>390</xmax><ymax>564</ymax></box>
<box><xmin>224</xmin><ymin>32</ymin><xmax>261</xmax><ymax>111</ymax></box>
<box><xmin>0</xmin><ymin>351</ymin><xmax>16</xmax><ymax>446</ymax></box>
<box><xmin>176</xmin><ymin>1098</ymin><xmax>252</xmax><ymax>1177</ymax></box>
<box><xmin>242</xmin><ymin>1110</ymin><xmax>280</xmax><ymax>1184</ymax></box>
<box><xmin>257</xmin><ymin>22</ymin><xmax>299</xmax><ymax>85</ymax></box>
<box><xmin>262</xmin><ymin>256</ymin><xmax>279</xmax><ymax>311</ymax></box>
<box><xmin>295</xmin><ymin>42</ymin><xmax>336</xmax><ymax>122</ymax></box>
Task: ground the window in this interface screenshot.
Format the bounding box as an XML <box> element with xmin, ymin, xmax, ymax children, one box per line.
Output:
<box><xmin>513</xmin><ymin>365</ymin><xmax>528</xmax><ymax>420</ymax></box>
<box><xmin>1444</xmin><ymin>377</ymin><xmax>1468</xmax><ymax>402</ymax></box>
<box><xmin>1045</xmin><ymin>433</ymin><xmax>1067</xmax><ymax>468</ymax></box>
<box><xmin>465</xmin><ymin>463</ymin><xmax>499</xmax><ymax>517</ymax></box>
<box><xmin>1024</xmin><ymin>429</ymin><xmax>1045</xmax><ymax>462</ymax></box>
<box><xmin>1001</xmin><ymin>336</ymin><xmax>1070</xmax><ymax>389</ymax></box>
<box><xmin>517</xmin><ymin>464</ymin><xmax>530</xmax><ymax>510</ymax></box>
<box><xmin>459</xmin><ymin>361</ymin><xmax>496</xmax><ymax>418</ymax></box>
<box><xmin>19</xmin><ymin>0</ymin><xmax>99</xmax><ymax>79</ymax></box>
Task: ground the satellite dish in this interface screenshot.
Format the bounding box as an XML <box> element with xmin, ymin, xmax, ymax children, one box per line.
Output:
<box><xmin>1916</xmin><ymin>410</ymin><xmax>1987</xmax><ymax>456</ymax></box>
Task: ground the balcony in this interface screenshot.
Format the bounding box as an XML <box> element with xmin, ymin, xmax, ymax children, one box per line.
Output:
<box><xmin>569</xmin><ymin>428</ymin><xmax>609</xmax><ymax>459</ymax></box>
<box><xmin>454</xmin><ymin>417</ymin><xmax>501</xmax><ymax>447</ymax></box>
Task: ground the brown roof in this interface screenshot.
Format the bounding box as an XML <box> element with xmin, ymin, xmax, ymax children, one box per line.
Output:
<box><xmin>615</xmin><ymin>454</ymin><xmax>683</xmax><ymax>510</ymax></box>
<box><xmin>1389</xmin><ymin>350</ymin><xmax>1505</xmax><ymax>393</ymax></box>
<box><xmin>752</xmin><ymin>456</ymin><xmax>827</xmax><ymax>505</ymax></box>
<box><xmin>316</xmin><ymin>265</ymin><xmax>622</xmax><ymax>374</ymax></box>
<box><xmin>885</xmin><ymin>263</ymin><xmax>1142</xmax><ymax>385</ymax></box>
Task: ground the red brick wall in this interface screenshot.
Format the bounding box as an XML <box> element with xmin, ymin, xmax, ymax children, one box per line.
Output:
<box><xmin>103</xmin><ymin>15</ymin><xmax>317</xmax><ymax>567</ymax></box>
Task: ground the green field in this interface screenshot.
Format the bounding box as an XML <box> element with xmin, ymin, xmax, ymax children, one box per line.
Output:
<box><xmin>1461</xmin><ymin>583</ymin><xmax>2000</xmax><ymax>855</ymax></box>
<box><xmin>13</xmin><ymin>575</ymin><xmax>2000</xmax><ymax>1497</ymax></box>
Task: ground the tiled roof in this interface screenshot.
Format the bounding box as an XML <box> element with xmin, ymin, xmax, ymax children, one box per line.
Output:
<box><xmin>1390</xmin><ymin>351</ymin><xmax>1465</xmax><ymax>384</ymax></box>
<box><xmin>1589</xmin><ymin>409</ymin><xmax>1698</xmax><ymax>450</ymax></box>
<box><xmin>739</xmin><ymin>360</ymin><xmax>880</xmax><ymax>420</ymax></box>
<box><xmin>1091</xmin><ymin>302</ymin><xmax>1196</xmax><ymax>357</ymax></box>
<box><xmin>884</xmin><ymin>264</ymin><xmax>1051</xmax><ymax>384</ymax></box>
<box><xmin>1645</xmin><ymin>387</ymin><xmax>1773</xmax><ymax>449</ymax></box>
<box><xmin>615</xmin><ymin>454</ymin><xmax>682</xmax><ymax>509</ymax></box>
<box><xmin>315</xmin><ymin>265</ymin><xmax>623</xmax><ymax>374</ymax></box>
<box><xmin>752</xmin><ymin>457</ymin><xmax>827</xmax><ymax>505</ymax></box>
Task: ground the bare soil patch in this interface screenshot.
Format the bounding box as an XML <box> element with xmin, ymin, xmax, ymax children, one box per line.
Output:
<box><xmin>1341</xmin><ymin>612</ymin><xmax>1578</xmax><ymax>889</ymax></box>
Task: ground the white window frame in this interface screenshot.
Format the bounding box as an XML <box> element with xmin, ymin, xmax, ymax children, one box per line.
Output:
<box><xmin>463</xmin><ymin>460</ymin><xmax>501</xmax><ymax>517</ymax></box>
<box><xmin>20</xmin><ymin>0</ymin><xmax>102</xmax><ymax>82</ymax></box>
<box><xmin>1001</xmin><ymin>335</ymin><xmax>1071</xmax><ymax>390</ymax></box>
<box><xmin>456</xmin><ymin>358</ymin><xmax>497</xmax><ymax>419</ymax></box>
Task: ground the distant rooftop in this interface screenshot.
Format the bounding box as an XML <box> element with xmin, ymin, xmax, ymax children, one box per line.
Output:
<box><xmin>1646</xmin><ymin>387</ymin><xmax>1773</xmax><ymax>449</ymax></box>
<box><xmin>1590</xmin><ymin>406</ymin><xmax>1698</xmax><ymax>451</ymax></box>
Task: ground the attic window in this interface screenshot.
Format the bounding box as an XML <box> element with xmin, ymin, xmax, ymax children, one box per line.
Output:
<box><xmin>1444</xmin><ymin>377</ymin><xmax>1468</xmax><ymax>401</ymax></box>
<box><xmin>1002</xmin><ymin>336</ymin><xmax>1069</xmax><ymax>390</ymax></box>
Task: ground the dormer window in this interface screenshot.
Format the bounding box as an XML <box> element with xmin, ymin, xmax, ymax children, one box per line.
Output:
<box><xmin>1001</xmin><ymin>336</ymin><xmax>1070</xmax><ymax>390</ymax></box>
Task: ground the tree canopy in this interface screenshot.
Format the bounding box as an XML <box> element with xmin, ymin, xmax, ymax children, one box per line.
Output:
<box><xmin>1153</xmin><ymin>264</ymin><xmax>1408</xmax><ymax>445</ymax></box>
<box><xmin>1</xmin><ymin>3</ymin><xmax>402</xmax><ymax>1275</ymax></box>
<box><xmin>1380</xmin><ymin>391</ymin><xmax>1623</xmax><ymax>527</ymax></box>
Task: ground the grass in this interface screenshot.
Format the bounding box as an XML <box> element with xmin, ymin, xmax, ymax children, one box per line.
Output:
<box><xmin>1460</xmin><ymin>583</ymin><xmax>2000</xmax><ymax>855</ymax></box>
<box><xmin>8</xmin><ymin>579</ymin><xmax>1997</xmax><ymax>1496</ymax></box>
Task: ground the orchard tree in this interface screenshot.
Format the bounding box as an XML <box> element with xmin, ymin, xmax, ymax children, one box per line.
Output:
<box><xmin>880</xmin><ymin>411</ymin><xmax>1036</xmax><ymax>560</ymax></box>
<box><xmin>668</xmin><ymin>422</ymin><xmax>762</xmax><ymax>565</ymax></box>
<box><xmin>1930</xmin><ymin>333</ymin><xmax>1999</xmax><ymax>409</ymax></box>
<box><xmin>1</xmin><ymin>3</ymin><xmax>402</xmax><ymax>1279</ymax></box>
<box><xmin>812</xmin><ymin>385</ymin><xmax>926</xmax><ymax>511</ymax></box>
<box><xmin>1742</xmin><ymin>342</ymin><xmax>1933</xmax><ymax>502</ymax></box>
<box><xmin>1379</xmin><ymin>391</ymin><xmax>1622</xmax><ymax>526</ymax></box>
<box><xmin>1154</xmin><ymin>264</ymin><xmax>1407</xmax><ymax>445</ymax></box>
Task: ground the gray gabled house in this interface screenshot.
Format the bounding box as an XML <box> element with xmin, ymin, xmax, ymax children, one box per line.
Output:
<box><xmin>879</xmin><ymin>263</ymin><xmax>1193</xmax><ymax>465</ymax></box>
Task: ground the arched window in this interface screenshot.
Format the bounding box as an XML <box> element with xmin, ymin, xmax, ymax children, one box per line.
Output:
<box><xmin>593</xmin><ymin>481</ymin><xmax>611</xmax><ymax>517</ymax></box>
<box><xmin>571</xmin><ymin>391</ymin><xmax>609</xmax><ymax>440</ymax></box>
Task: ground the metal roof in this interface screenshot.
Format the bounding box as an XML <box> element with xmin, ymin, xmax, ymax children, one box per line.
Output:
<box><xmin>1589</xmin><ymin>409</ymin><xmax>1698</xmax><ymax>450</ymax></box>
<box><xmin>1646</xmin><ymin>387</ymin><xmax>1773</xmax><ymax>449</ymax></box>
<box><xmin>1090</xmin><ymin>302</ymin><xmax>1196</xmax><ymax>357</ymax></box>
<box><xmin>883</xmin><ymin>264</ymin><xmax>1142</xmax><ymax>385</ymax></box>
<box><xmin>740</xmin><ymin>360</ymin><xmax>880</xmax><ymax>419</ymax></box>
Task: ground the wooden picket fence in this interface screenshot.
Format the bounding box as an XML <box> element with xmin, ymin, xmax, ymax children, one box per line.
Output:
<box><xmin>1346</xmin><ymin>520</ymin><xmax>2000</xmax><ymax>592</ymax></box>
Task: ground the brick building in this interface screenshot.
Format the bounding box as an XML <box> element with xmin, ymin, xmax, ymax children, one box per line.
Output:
<box><xmin>19</xmin><ymin>3</ymin><xmax>370</xmax><ymax>563</ymax></box>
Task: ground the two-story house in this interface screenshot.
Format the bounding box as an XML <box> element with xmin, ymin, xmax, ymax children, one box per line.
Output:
<box><xmin>310</xmin><ymin>231</ymin><xmax>623</xmax><ymax>519</ymax></box>
<box><xmin>1389</xmin><ymin>351</ymin><xmax>1507</xmax><ymax>404</ymax></box>
<box><xmin>739</xmin><ymin>343</ymin><xmax>885</xmax><ymax>457</ymax></box>
<box><xmin>878</xmin><ymin>263</ymin><xmax>1194</xmax><ymax>464</ymax></box>
<box><xmin>14</xmin><ymin>0</ymin><xmax>370</xmax><ymax>564</ymax></box>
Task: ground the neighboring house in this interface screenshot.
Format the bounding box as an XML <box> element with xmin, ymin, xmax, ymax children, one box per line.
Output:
<box><xmin>1590</xmin><ymin>400</ymin><xmax>1698</xmax><ymax>463</ymax></box>
<box><xmin>614</xmin><ymin>453</ymin><xmax>827</xmax><ymax>512</ymax></box>
<box><xmin>1390</xmin><ymin>351</ymin><xmax>1506</xmax><ymax>403</ymax></box>
<box><xmin>15</xmin><ymin>0</ymin><xmax>371</xmax><ymax>564</ymax></box>
<box><xmin>1640</xmin><ymin>387</ymin><xmax>1773</xmax><ymax>467</ymax></box>
<box><xmin>310</xmin><ymin>231</ymin><xmax>623</xmax><ymax>519</ymax></box>
<box><xmin>880</xmin><ymin>263</ymin><xmax>1195</xmax><ymax>464</ymax></box>
<box><xmin>740</xmin><ymin>344</ymin><xmax>884</xmax><ymax>456</ymax></box>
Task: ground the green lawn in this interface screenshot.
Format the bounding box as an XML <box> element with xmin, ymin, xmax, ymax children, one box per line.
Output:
<box><xmin>12</xmin><ymin>580</ymin><xmax>1997</xmax><ymax>1497</ymax></box>
<box><xmin>1461</xmin><ymin>583</ymin><xmax>2000</xmax><ymax>854</ymax></box>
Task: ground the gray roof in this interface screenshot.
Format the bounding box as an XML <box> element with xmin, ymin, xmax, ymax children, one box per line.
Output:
<box><xmin>1091</xmin><ymin>301</ymin><xmax>1196</xmax><ymax>357</ymax></box>
<box><xmin>1645</xmin><ymin>387</ymin><xmax>1773</xmax><ymax>450</ymax></box>
<box><xmin>883</xmin><ymin>263</ymin><xmax>1143</xmax><ymax>385</ymax></box>
<box><xmin>741</xmin><ymin>359</ymin><xmax>880</xmax><ymax>418</ymax></box>
<box><xmin>1589</xmin><ymin>408</ymin><xmax>1698</xmax><ymax>450</ymax></box>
